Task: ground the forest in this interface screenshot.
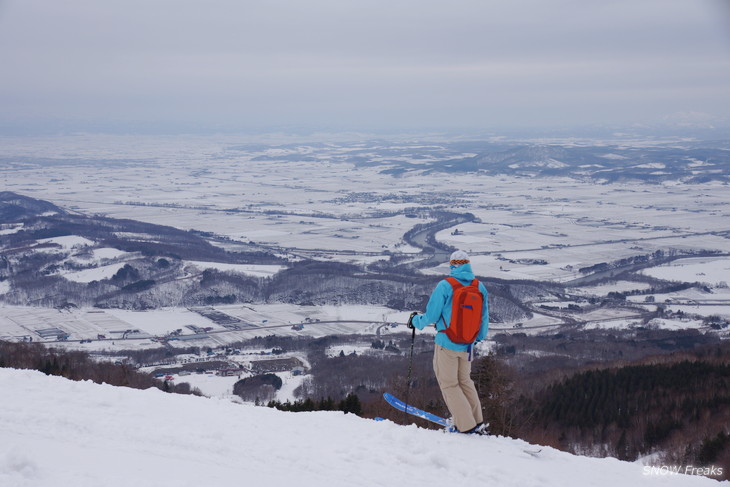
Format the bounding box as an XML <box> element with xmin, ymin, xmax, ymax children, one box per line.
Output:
<box><xmin>514</xmin><ymin>344</ymin><xmax>730</xmax><ymax>477</ymax></box>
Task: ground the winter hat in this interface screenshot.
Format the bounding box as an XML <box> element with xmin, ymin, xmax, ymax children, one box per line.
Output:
<box><xmin>449</xmin><ymin>250</ymin><xmax>470</xmax><ymax>267</ymax></box>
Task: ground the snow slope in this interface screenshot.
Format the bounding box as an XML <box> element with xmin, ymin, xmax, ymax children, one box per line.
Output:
<box><xmin>0</xmin><ymin>368</ymin><xmax>719</xmax><ymax>487</ymax></box>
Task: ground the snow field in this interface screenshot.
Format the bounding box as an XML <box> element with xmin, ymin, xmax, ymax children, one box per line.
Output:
<box><xmin>0</xmin><ymin>304</ymin><xmax>414</xmax><ymax>349</ymax></box>
<box><xmin>0</xmin><ymin>223</ymin><xmax>24</xmax><ymax>236</ymax></box>
<box><xmin>572</xmin><ymin>281</ymin><xmax>653</xmax><ymax>296</ymax></box>
<box><xmin>5</xmin><ymin>135</ymin><xmax>730</xmax><ymax>270</ymax></box>
<box><xmin>61</xmin><ymin>262</ymin><xmax>129</xmax><ymax>283</ymax></box>
<box><xmin>640</xmin><ymin>256</ymin><xmax>730</xmax><ymax>286</ymax></box>
<box><xmin>275</xmin><ymin>370</ymin><xmax>307</xmax><ymax>403</ymax></box>
<box><xmin>0</xmin><ymin>368</ymin><xmax>719</xmax><ymax>487</ymax></box>
<box><xmin>167</xmin><ymin>371</ymin><xmax>243</xmax><ymax>399</ymax></box>
<box><xmin>36</xmin><ymin>236</ymin><xmax>96</xmax><ymax>249</ymax></box>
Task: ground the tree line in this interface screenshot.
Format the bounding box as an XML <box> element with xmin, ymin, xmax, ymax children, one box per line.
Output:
<box><xmin>0</xmin><ymin>341</ymin><xmax>200</xmax><ymax>395</ymax></box>
<box><xmin>267</xmin><ymin>393</ymin><xmax>363</xmax><ymax>415</ymax></box>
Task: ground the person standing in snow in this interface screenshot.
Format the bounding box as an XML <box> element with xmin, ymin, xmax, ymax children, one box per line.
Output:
<box><xmin>408</xmin><ymin>250</ymin><xmax>489</xmax><ymax>434</ymax></box>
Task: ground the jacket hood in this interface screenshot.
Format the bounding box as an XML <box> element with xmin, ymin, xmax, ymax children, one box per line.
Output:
<box><xmin>450</xmin><ymin>262</ymin><xmax>475</xmax><ymax>283</ymax></box>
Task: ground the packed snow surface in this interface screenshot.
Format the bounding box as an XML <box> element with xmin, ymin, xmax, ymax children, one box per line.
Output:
<box><xmin>0</xmin><ymin>368</ymin><xmax>719</xmax><ymax>487</ymax></box>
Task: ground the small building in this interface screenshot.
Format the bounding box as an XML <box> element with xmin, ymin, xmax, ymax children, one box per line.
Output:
<box><xmin>250</xmin><ymin>357</ymin><xmax>302</xmax><ymax>374</ymax></box>
<box><xmin>218</xmin><ymin>368</ymin><xmax>243</xmax><ymax>377</ymax></box>
<box><xmin>35</xmin><ymin>327</ymin><xmax>68</xmax><ymax>340</ymax></box>
<box><xmin>177</xmin><ymin>333</ymin><xmax>210</xmax><ymax>341</ymax></box>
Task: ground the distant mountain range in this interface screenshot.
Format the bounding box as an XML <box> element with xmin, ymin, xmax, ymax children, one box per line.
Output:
<box><xmin>418</xmin><ymin>142</ymin><xmax>730</xmax><ymax>183</ymax></box>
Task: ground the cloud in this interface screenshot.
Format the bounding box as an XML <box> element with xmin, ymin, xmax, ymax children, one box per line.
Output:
<box><xmin>0</xmin><ymin>0</ymin><xmax>728</xmax><ymax>132</ymax></box>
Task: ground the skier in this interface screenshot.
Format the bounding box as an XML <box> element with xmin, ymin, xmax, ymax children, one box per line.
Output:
<box><xmin>408</xmin><ymin>250</ymin><xmax>489</xmax><ymax>434</ymax></box>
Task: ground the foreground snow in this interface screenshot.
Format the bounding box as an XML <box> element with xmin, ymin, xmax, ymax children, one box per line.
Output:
<box><xmin>0</xmin><ymin>368</ymin><xmax>719</xmax><ymax>487</ymax></box>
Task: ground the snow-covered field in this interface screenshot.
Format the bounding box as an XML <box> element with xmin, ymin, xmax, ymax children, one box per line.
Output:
<box><xmin>640</xmin><ymin>256</ymin><xmax>730</xmax><ymax>286</ymax></box>
<box><xmin>572</xmin><ymin>281</ymin><xmax>653</xmax><ymax>296</ymax></box>
<box><xmin>171</xmin><ymin>371</ymin><xmax>243</xmax><ymax>399</ymax></box>
<box><xmin>3</xmin><ymin>134</ymin><xmax>730</xmax><ymax>274</ymax></box>
<box><xmin>61</xmin><ymin>263</ymin><xmax>129</xmax><ymax>283</ymax></box>
<box><xmin>0</xmin><ymin>304</ymin><xmax>414</xmax><ymax>351</ymax></box>
<box><xmin>1</xmin><ymin>367</ymin><xmax>721</xmax><ymax>487</ymax></box>
<box><xmin>1</xmin><ymin>135</ymin><xmax>729</xmax><ymax>388</ymax></box>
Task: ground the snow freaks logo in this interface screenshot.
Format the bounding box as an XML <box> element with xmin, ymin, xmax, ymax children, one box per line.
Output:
<box><xmin>643</xmin><ymin>465</ymin><xmax>724</xmax><ymax>478</ymax></box>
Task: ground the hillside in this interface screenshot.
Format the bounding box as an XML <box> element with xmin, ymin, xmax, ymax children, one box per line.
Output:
<box><xmin>0</xmin><ymin>368</ymin><xmax>722</xmax><ymax>487</ymax></box>
<box><xmin>0</xmin><ymin>192</ymin><xmax>533</xmax><ymax>320</ymax></box>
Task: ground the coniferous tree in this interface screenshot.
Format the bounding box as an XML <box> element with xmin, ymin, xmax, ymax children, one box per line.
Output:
<box><xmin>340</xmin><ymin>393</ymin><xmax>362</xmax><ymax>415</ymax></box>
<box><xmin>698</xmin><ymin>432</ymin><xmax>729</xmax><ymax>464</ymax></box>
<box><xmin>472</xmin><ymin>353</ymin><xmax>514</xmax><ymax>436</ymax></box>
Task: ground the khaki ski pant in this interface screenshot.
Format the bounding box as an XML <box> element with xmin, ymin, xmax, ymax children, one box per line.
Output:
<box><xmin>433</xmin><ymin>344</ymin><xmax>483</xmax><ymax>432</ymax></box>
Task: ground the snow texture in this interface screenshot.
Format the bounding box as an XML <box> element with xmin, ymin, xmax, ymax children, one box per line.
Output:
<box><xmin>0</xmin><ymin>368</ymin><xmax>719</xmax><ymax>487</ymax></box>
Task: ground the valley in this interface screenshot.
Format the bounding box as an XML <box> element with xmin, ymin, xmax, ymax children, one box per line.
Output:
<box><xmin>1</xmin><ymin>133</ymin><xmax>729</xmax><ymax>400</ymax></box>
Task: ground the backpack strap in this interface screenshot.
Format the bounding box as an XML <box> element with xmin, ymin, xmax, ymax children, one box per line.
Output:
<box><xmin>445</xmin><ymin>277</ymin><xmax>462</xmax><ymax>289</ymax></box>
<box><xmin>439</xmin><ymin>278</ymin><xmax>460</xmax><ymax>329</ymax></box>
<box><xmin>439</xmin><ymin>277</ymin><xmax>468</xmax><ymax>329</ymax></box>
<box><xmin>446</xmin><ymin>277</ymin><xmax>479</xmax><ymax>289</ymax></box>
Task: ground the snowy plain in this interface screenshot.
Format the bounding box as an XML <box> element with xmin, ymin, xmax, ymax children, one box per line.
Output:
<box><xmin>3</xmin><ymin>135</ymin><xmax>730</xmax><ymax>298</ymax></box>
<box><xmin>640</xmin><ymin>256</ymin><xmax>730</xmax><ymax>286</ymax></box>
<box><xmin>1</xmin><ymin>135</ymin><xmax>728</xmax><ymax>386</ymax></box>
<box><xmin>1</xmin><ymin>367</ymin><xmax>722</xmax><ymax>487</ymax></box>
<box><xmin>0</xmin><ymin>303</ymin><xmax>411</xmax><ymax>343</ymax></box>
<box><xmin>4</xmin><ymin>134</ymin><xmax>730</xmax><ymax>271</ymax></box>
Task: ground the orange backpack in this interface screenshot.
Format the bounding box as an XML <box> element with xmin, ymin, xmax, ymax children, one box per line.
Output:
<box><xmin>440</xmin><ymin>277</ymin><xmax>484</xmax><ymax>344</ymax></box>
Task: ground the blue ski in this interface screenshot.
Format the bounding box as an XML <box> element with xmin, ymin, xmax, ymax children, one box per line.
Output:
<box><xmin>383</xmin><ymin>392</ymin><xmax>450</xmax><ymax>427</ymax></box>
<box><xmin>383</xmin><ymin>393</ymin><xmax>542</xmax><ymax>455</ymax></box>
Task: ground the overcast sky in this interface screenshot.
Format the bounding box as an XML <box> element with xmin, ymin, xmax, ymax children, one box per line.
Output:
<box><xmin>0</xmin><ymin>0</ymin><xmax>729</xmax><ymax>134</ymax></box>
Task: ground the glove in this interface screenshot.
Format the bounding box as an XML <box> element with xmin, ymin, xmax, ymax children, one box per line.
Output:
<box><xmin>406</xmin><ymin>311</ymin><xmax>418</xmax><ymax>329</ymax></box>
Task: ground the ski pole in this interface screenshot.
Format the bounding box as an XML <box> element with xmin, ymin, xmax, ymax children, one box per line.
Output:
<box><xmin>404</xmin><ymin>312</ymin><xmax>417</xmax><ymax>425</ymax></box>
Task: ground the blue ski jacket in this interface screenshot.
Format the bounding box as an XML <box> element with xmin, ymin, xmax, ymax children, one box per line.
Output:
<box><xmin>411</xmin><ymin>263</ymin><xmax>489</xmax><ymax>352</ymax></box>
